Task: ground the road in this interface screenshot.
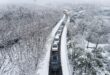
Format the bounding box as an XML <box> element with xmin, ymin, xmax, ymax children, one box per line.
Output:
<box><xmin>48</xmin><ymin>15</ymin><xmax>69</xmax><ymax>75</ymax></box>
<box><xmin>37</xmin><ymin>14</ymin><xmax>66</xmax><ymax>75</ymax></box>
<box><xmin>37</xmin><ymin>13</ymin><xmax>72</xmax><ymax>75</ymax></box>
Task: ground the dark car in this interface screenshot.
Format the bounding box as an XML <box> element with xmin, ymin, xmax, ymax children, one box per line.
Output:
<box><xmin>50</xmin><ymin>53</ymin><xmax>60</xmax><ymax>71</ymax></box>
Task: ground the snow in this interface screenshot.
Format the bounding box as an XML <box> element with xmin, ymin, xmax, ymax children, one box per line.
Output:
<box><xmin>84</xmin><ymin>40</ymin><xmax>110</xmax><ymax>63</ymax></box>
<box><xmin>61</xmin><ymin>16</ymin><xmax>72</xmax><ymax>75</ymax></box>
<box><xmin>37</xmin><ymin>14</ymin><xmax>66</xmax><ymax>75</ymax></box>
<box><xmin>84</xmin><ymin>40</ymin><xmax>109</xmax><ymax>52</ymax></box>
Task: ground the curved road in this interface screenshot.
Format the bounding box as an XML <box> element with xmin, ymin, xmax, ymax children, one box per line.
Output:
<box><xmin>49</xmin><ymin>15</ymin><xmax>69</xmax><ymax>75</ymax></box>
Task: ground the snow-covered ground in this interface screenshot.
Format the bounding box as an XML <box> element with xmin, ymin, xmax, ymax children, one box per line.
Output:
<box><xmin>84</xmin><ymin>40</ymin><xmax>109</xmax><ymax>52</ymax></box>
<box><xmin>61</xmin><ymin>16</ymin><xmax>72</xmax><ymax>75</ymax></box>
<box><xmin>84</xmin><ymin>40</ymin><xmax>110</xmax><ymax>64</ymax></box>
<box><xmin>37</xmin><ymin>14</ymin><xmax>66</xmax><ymax>75</ymax></box>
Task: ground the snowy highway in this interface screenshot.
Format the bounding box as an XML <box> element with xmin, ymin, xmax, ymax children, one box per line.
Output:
<box><xmin>49</xmin><ymin>14</ymin><xmax>71</xmax><ymax>75</ymax></box>
<box><xmin>37</xmin><ymin>11</ymin><xmax>72</xmax><ymax>75</ymax></box>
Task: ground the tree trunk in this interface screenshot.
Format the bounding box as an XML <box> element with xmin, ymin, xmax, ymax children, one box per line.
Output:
<box><xmin>87</xmin><ymin>41</ymin><xmax>89</xmax><ymax>49</ymax></box>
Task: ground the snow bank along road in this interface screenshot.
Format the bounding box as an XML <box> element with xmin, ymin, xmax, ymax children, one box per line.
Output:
<box><xmin>61</xmin><ymin>16</ymin><xmax>72</xmax><ymax>75</ymax></box>
<box><xmin>37</xmin><ymin>12</ymin><xmax>72</xmax><ymax>75</ymax></box>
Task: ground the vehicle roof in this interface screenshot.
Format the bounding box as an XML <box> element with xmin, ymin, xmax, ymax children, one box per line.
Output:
<box><xmin>54</xmin><ymin>35</ymin><xmax>60</xmax><ymax>39</ymax></box>
<box><xmin>53</xmin><ymin>41</ymin><xmax>58</xmax><ymax>45</ymax></box>
<box><xmin>58</xmin><ymin>29</ymin><xmax>62</xmax><ymax>31</ymax></box>
<box><xmin>52</xmin><ymin>48</ymin><xmax>58</xmax><ymax>51</ymax></box>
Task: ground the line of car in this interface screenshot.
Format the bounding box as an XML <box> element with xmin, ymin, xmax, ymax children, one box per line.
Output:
<box><xmin>49</xmin><ymin>18</ymin><xmax>66</xmax><ymax>72</ymax></box>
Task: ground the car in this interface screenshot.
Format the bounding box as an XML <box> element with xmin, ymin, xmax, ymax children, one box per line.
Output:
<box><xmin>55</xmin><ymin>34</ymin><xmax>60</xmax><ymax>39</ymax></box>
<box><xmin>56</xmin><ymin>30</ymin><xmax>62</xmax><ymax>35</ymax></box>
<box><xmin>54</xmin><ymin>34</ymin><xmax>61</xmax><ymax>43</ymax></box>
<box><xmin>50</xmin><ymin>53</ymin><xmax>60</xmax><ymax>71</ymax></box>
<box><xmin>54</xmin><ymin>38</ymin><xmax>60</xmax><ymax>44</ymax></box>
<box><xmin>61</xmin><ymin>25</ymin><xmax>64</xmax><ymax>27</ymax></box>
<box><xmin>59</xmin><ymin>26</ymin><xmax>64</xmax><ymax>30</ymax></box>
<box><xmin>57</xmin><ymin>29</ymin><xmax>62</xmax><ymax>34</ymax></box>
<box><xmin>54</xmin><ymin>34</ymin><xmax>60</xmax><ymax>39</ymax></box>
<box><xmin>52</xmin><ymin>42</ymin><xmax>59</xmax><ymax>51</ymax></box>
